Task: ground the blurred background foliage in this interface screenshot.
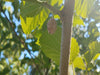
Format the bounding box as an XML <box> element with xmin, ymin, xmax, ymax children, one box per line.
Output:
<box><xmin>0</xmin><ymin>0</ymin><xmax>100</xmax><ymax>75</ymax></box>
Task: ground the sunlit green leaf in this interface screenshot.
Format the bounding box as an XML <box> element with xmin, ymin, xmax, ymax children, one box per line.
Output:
<box><xmin>20</xmin><ymin>16</ymin><xmax>34</xmax><ymax>34</ymax></box>
<box><xmin>73</xmin><ymin>57</ymin><xmax>86</xmax><ymax>70</ymax></box>
<box><xmin>20</xmin><ymin>1</ymin><xmax>49</xmax><ymax>34</ymax></box>
<box><xmin>54</xmin><ymin>15</ymin><xmax>60</xmax><ymax>19</ymax></box>
<box><xmin>50</xmin><ymin>0</ymin><xmax>63</xmax><ymax>6</ymax></box>
<box><xmin>93</xmin><ymin>53</ymin><xmax>100</xmax><ymax>60</ymax></box>
<box><xmin>70</xmin><ymin>38</ymin><xmax>80</xmax><ymax>63</ymax></box>
<box><xmin>73</xmin><ymin>14</ymin><xmax>85</xmax><ymax>26</ymax></box>
<box><xmin>0</xmin><ymin>64</ymin><xmax>4</xmax><ymax>71</ymax></box>
<box><xmin>75</xmin><ymin>0</ymin><xmax>94</xmax><ymax>18</ymax></box>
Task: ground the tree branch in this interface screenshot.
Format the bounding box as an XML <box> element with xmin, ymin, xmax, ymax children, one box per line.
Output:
<box><xmin>60</xmin><ymin>0</ymin><xmax>75</xmax><ymax>75</ymax></box>
<box><xmin>37</xmin><ymin>1</ymin><xmax>61</xmax><ymax>15</ymax></box>
<box><xmin>0</xmin><ymin>3</ymin><xmax>43</xmax><ymax>74</ymax></box>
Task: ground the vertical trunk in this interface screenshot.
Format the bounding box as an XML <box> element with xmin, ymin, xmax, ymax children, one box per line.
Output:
<box><xmin>60</xmin><ymin>0</ymin><xmax>75</xmax><ymax>75</ymax></box>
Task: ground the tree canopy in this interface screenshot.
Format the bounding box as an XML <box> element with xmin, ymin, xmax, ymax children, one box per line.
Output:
<box><xmin>0</xmin><ymin>0</ymin><xmax>100</xmax><ymax>75</ymax></box>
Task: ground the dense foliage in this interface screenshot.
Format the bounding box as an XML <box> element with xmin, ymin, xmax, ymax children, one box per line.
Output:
<box><xmin>0</xmin><ymin>0</ymin><xmax>100</xmax><ymax>75</ymax></box>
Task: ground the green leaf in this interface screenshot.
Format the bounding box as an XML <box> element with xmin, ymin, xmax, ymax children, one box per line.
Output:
<box><xmin>84</xmin><ymin>51</ymin><xmax>92</xmax><ymax>64</ymax></box>
<box><xmin>89</xmin><ymin>41</ymin><xmax>100</xmax><ymax>57</ymax></box>
<box><xmin>70</xmin><ymin>38</ymin><xmax>80</xmax><ymax>63</ymax></box>
<box><xmin>20</xmin><ymin>1</ymin><xmax>49</xmax><ymax>34</ymax></box>
<box><xmin>0</xmin><ymin>43</ymin><xmax>11</xmax><ymax>51</ymax></box>
<box><xmin>12</xmin><ymin>0</ymin><xmax>20</xmax><ymax>18</ymax></box>
<box><xmin>0</xmin><ymin>64</ymin><xmax>4</xmax><ymax>71</ymax></box>
<box><xmin>75</xmin><ymin>0</ymin><xmax>94</xmax><ymax>18</ymax></box>
<box><xmin>84</xmin><ymin>51</ymin><xmax>94</xmax><ymax>71</ymax></box>
<box><xmin>88</xmin><ymin>0</ymin><xmax>100</xmax><ymax>23</ymax></box>
<box><xmin>40</xmin><ymin>24</ymin><xmax>79</xmax><ymax>65</ymax></box>
<box><xmin>40</xmin><ymin>26</ymin><xmax>62</xmax><ymax>65</ymax></box>
<box><xmin>73</xmin><ymin>57</ymin><xmax>86</xmax><ymax>70</ymax></box>
<box><xmin>20</xmin><ymin>1</ymin><xmax>42</xmax><ymax>18</ymax></box>
<box><xmin>96</xmin><ymin>60</ymin><xmax>100</xmax><ymax>66</ymax></box>
<box><xmin>87</xmin><ymin>63</ymin><xmax>94</xmax><ymax>71</ymax></box>
<box><xmin>0</xmin><ymin>16</ymin><xmax>9</xmax><ymax>28</ymax></box>
<box><xmin>84</xmin><ymin>42</ymin><xmax>100</xmax><ymax>71</ymax></box>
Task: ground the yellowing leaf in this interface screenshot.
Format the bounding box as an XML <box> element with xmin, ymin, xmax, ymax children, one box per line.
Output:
<box><xmin>73</xmin><ymin>57</ymin><xmax>86</xmax><ymax>70</ymax></box>
<box><xmin>70</xmin><ymin>38</ymin><xmax>80</xmax><ymax>63</ymax></box>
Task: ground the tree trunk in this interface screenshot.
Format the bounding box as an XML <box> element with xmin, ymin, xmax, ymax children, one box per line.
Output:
<box><xmin>60</xmin><ymin>0</ymin><xmax>75</xmax><ymax>75</ymax></box>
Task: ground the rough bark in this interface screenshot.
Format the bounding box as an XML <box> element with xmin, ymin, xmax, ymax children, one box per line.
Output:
<box><xmin>60</xmin><ymin>0</ymin><xmax>75</xmax><ymax>75</ymax></box>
